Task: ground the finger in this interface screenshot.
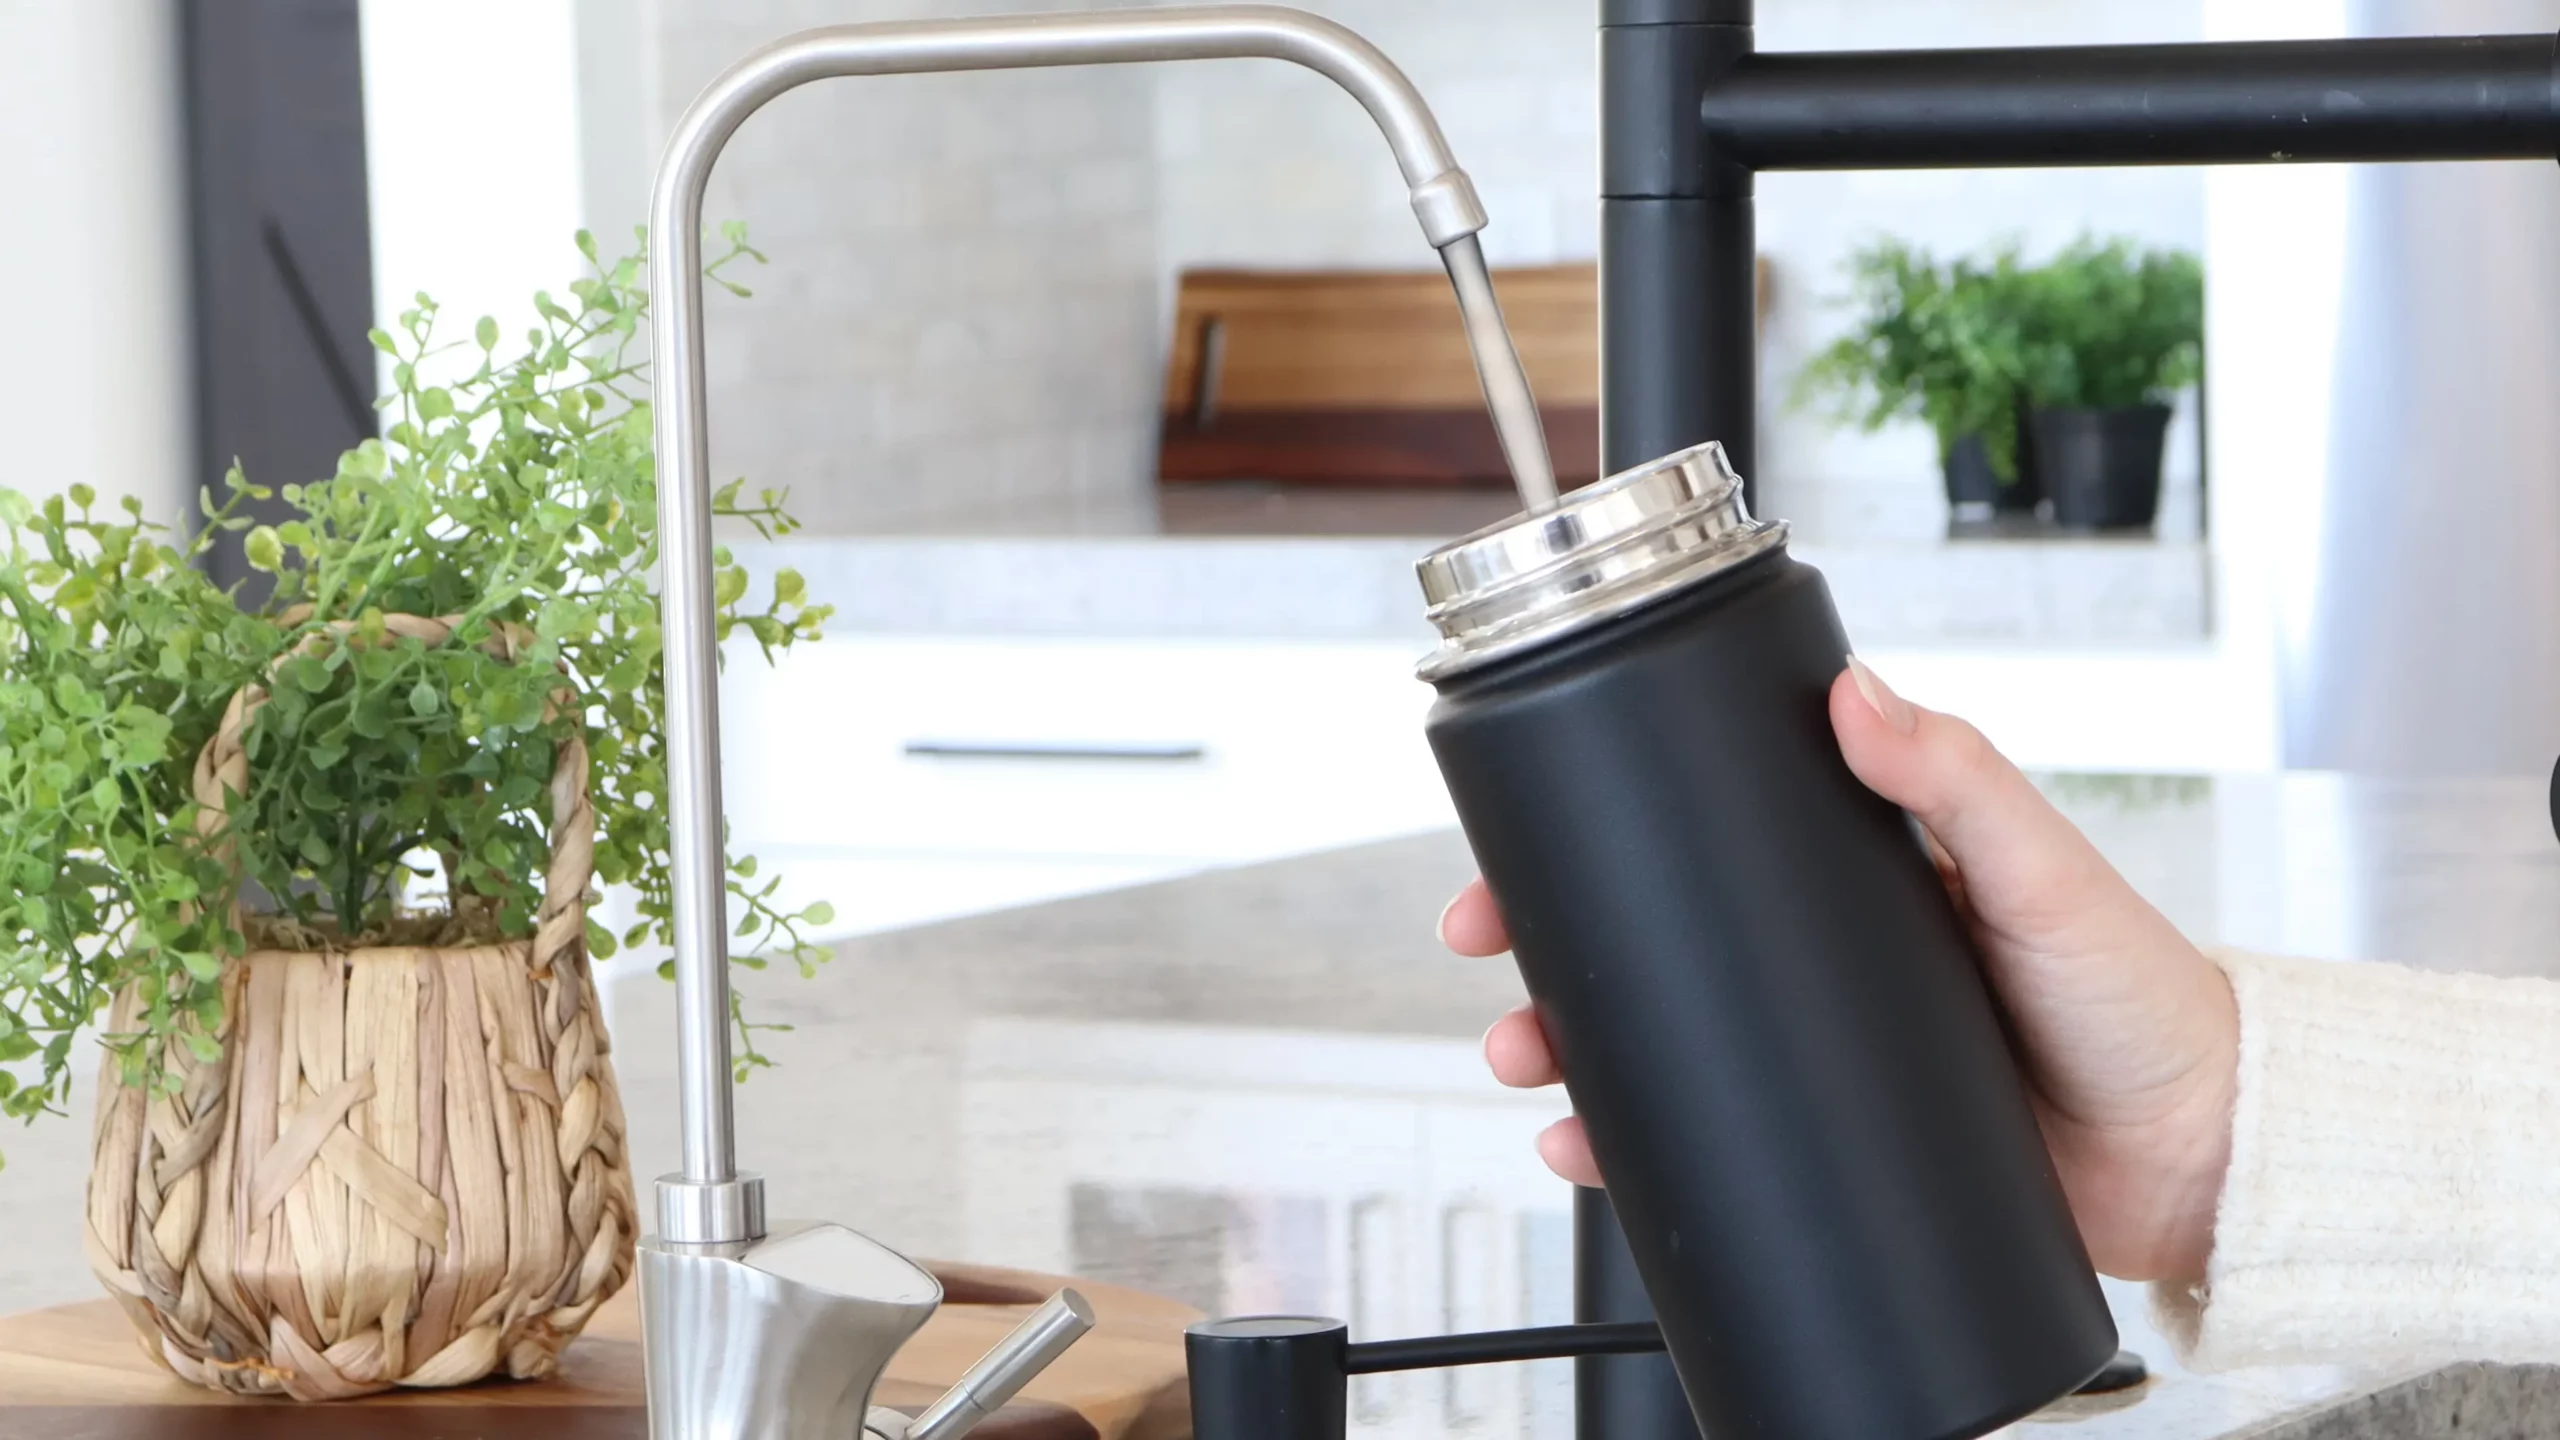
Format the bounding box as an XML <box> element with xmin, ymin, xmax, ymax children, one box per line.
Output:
<box><xmin>1483</xmin><ymin>1005</ymin><xmax>1562</xmax><ymax>1088</ymax></box>
<box><xmin>1536</xmin><ymin>1116</ymin><xmax>1603</xmax><ymax>1188</ymax></box>
<box><xmin>1830</xmin><ymin>660</ymin><xmax>2136</xmax><ymax>933</ymax></box>
<box><xmin>1438</xmin><ymin>876</ymin><xmax>1512</xmax><ymax>956</ymax></box>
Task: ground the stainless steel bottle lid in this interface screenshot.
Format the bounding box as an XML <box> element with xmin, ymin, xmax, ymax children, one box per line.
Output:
<box><xmin>1415</xmin><ymin>441</ymin><xmax>1787</xmax><ymax>681</ymax></box>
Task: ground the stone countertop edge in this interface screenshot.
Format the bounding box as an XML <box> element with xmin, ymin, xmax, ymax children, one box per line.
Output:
<box><xmin>722</xmin><ymin>533</ymin><xmax>2214</xmax><ymax>647</ymax></box>
<box><xmin>2230</xmin><ymin>1363</ymin><xmax>2560</xmax><ymax>1439</ymax></box>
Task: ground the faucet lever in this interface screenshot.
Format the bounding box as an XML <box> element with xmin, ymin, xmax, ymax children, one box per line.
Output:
<box><xmin>878</xmin><ymin>1289</ymin><xmax>1096</xmax><ymax>1440</ymax></box>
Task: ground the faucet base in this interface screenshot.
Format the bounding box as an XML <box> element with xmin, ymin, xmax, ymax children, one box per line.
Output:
<box><xmin>639</xmin><ymin>1220</ymin><xmax>942</xmax><ymax>1440</ymax></box>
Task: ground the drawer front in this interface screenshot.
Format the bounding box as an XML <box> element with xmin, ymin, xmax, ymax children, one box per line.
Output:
<box><xmin>719</xmin><ymin>637</ymin><xmax>1457</xmax><ymax>864</ymax></box>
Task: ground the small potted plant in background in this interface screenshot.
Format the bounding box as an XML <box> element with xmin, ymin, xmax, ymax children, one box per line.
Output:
<box><xmin>1</xmin><ymin>229</ymin><xmax>834</xmax><ymax>1399</ymax></box>
<box><xmin>1793</xmin><ymin>238</ymin><xmax>2043</xmax><ymax>521</ymax></box>
<box><xmin>1796</xmin><ymin>234</ymin><xmax>2205</xmax><ymax>535</ymax></box>
<box><xmin>2013</xmin><ymin>237</ymin><xmax>2203</xmax><ymax>532</ymax></box>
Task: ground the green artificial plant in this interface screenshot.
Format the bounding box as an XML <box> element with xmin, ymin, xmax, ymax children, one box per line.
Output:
<box><xmin>1792</xmin><ymin>237</ymin><xmax>2040</xmax><ymax>482</ymax></box>
<box><xmin>2010</xmin><ymin>236</ymin><xmax>2204</xmax><ymax>411</ymax></box>
<box><xmin>1793</xmin><ymin>234</ymin><xmax>2204</xmax><ymax>483</ymax></box>
<box><xmin>0</xmin><ymin>227</ymin><xmax>833</xmax><ymax>1140</ymax></box>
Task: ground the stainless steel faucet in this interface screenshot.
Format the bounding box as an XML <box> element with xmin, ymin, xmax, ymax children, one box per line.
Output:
<box><xmin>641</xmin><ymin>8</ymin><xmax>1551</xmax><ymax>1436</ymax></box>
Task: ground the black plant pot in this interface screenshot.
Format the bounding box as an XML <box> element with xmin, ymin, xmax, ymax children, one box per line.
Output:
<box><xmin>1943</xmin><ymin>432</ymin><xmax>2042</xmax><ymax>516</ymax></box>
<box><xmin>2031</xmin><ymin>404</ymin><xmax>2172</xmax><ymax>532</ymax></box>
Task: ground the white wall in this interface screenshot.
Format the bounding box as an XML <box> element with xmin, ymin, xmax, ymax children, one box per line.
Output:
<box><xmin>0</xmin><ymin>6</ymin><xmax>186</xmax><ymax>1289</ymax></box>
<box><xmin>361</xmin><ymin>0</ymin><xmax>589</xmax><ymax>392</ymax></box>
<box><xmin>0</xmin><ymin>1</ymin><xmax>191</xmax><ymax>525</ymax></box>
<box><xmin>2282</xmin><ymin>0</ymin><xmax>2560</xmax><ymax>776</ymax></box>
<box><xmin>574</xmin><ymin>0</ymin><xmax>1167</xmax><ymax>538</ymax></box>
<box><xmin>1150</xmin><ymin>0</ymin><xmax>1596</xmax><ymax>272</ymax></box>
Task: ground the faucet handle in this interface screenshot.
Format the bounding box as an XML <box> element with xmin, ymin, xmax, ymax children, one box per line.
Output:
<box><xmin>870</xmin><ymin>1289</ymin><xmax>1097</xmax><ymax>1440</ymax></box>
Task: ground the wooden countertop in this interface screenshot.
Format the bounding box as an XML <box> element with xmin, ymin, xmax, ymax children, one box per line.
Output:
<box><xmin>0</xmin><ymin>1260</ymin><xmax>1197</xmax><ymax>1440</ymax></box>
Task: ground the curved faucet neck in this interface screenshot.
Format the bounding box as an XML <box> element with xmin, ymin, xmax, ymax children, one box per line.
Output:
<box><xmin>643</xmin><ymin>4</ymin><xmax>1552</xmax><ymax>1245</ymax></box>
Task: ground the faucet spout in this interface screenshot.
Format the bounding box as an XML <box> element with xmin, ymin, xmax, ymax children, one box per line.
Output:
<box><xmin>901</xmin><ymin>1289</ymin><xmax>1097</xmax><ymax>1440</ymax></box>
<box><xmin>644</xmin><ymin>4</ymin><xmax>1554</xmax><ymax>1249</ymax></box>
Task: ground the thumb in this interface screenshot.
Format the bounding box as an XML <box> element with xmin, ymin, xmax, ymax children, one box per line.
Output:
<box><xmin>1830</xmin><ymin>658</ymin><xmax>2135</xmax><ymax>941</ymax></box>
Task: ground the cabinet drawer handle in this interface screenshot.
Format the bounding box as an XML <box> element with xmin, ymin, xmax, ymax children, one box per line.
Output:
<box><xmin>901</xmin><ymin>740</ymin><xmax>1208</xmax><ymax>762</ymax></box>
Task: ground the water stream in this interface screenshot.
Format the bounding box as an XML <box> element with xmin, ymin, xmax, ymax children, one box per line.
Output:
<box><xmin>1441</xmin><ymin>234</ymin><xmax>1562</xmax><ymax>513</ymax></box>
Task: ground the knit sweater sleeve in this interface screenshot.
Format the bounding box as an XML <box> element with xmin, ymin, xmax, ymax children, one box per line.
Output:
<box><xmin>2151</xmin><ymin>947</ymin><xmax>2560</xmax><ymax>1370</ymax></box>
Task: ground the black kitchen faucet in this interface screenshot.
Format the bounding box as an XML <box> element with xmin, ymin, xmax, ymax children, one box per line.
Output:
<box><xmin>1583</xmin><ymin>7</ymin><xmax>2558</xmax><ymax>1438</ymax></box>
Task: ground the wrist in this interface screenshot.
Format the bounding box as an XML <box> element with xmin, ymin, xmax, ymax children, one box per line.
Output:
<box><xmin>2156</xmin><ymin>962</ymin><xmax>2239</xmax><ymax>1284</ymax></box>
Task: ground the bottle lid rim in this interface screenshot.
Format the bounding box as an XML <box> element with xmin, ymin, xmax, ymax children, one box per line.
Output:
<box><xmin>1414</xmin><ymin>441</ymin><xmax>1786</xmax><ymax>681</ymax></box>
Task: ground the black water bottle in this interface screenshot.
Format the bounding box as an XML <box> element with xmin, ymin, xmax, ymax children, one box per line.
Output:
<box><xmin>1416</xmin><ymin>443</ymin><xmax>2116</xmax><ymax>1440</ymax></box>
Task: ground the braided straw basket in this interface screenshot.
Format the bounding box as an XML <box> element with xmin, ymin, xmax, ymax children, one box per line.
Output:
<box><xmin>82</xmin><ymin>614</ymin><xmax>639</xmax><ymax>1399</ymax></box>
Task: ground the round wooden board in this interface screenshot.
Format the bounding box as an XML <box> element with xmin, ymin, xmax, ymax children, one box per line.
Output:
<box><xmin>0</xmin><ymin>1260</ymin><xmax>1199</xmax><ymax>1440</ymax></box>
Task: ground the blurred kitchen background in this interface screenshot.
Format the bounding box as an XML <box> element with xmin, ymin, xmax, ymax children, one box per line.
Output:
<box><xmin>5</xmin><ymin>1</ymin><xmax>2559</xmax><ymax>1433</ymax></box>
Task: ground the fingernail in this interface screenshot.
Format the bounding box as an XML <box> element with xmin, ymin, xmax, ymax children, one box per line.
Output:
<box><xmin>1437</xmin><ymin>892</ymin><xmax>1463</xmax><ymax>946</ymax></box>
<box><xmin>1847</xmin><ymin>654</ymin><xmax>1918</xmax><ymax>735</ymax></box>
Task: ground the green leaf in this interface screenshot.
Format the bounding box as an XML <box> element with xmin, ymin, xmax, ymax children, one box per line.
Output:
<box><xmin>801</xmin><ymin>901</ymin><xmax>835</xmax><ymax>927</ymax></box>
<box><xmin>0</xmin><ymin>233</ymin><xmax>838</xmax><ymax>1118</ymax></box>
<box><xmin>537</xmin><ymin>598</ymin><xmax>596</xmax><ymax>643</ymax></box>
<box><xmin>183</xmin><ymin>1030</ymin><xmax>224</xmax><ymax>1064</ymax></box>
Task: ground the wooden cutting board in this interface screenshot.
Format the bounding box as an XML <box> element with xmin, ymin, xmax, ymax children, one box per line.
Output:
<box><xmin>0</xmin><ymin>1260</ymin><xmax>1199</xmax><ymax>1440</ymax></box>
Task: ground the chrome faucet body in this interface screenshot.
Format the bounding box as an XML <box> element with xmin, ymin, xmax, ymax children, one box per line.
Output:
<box><xmin>639</xmin><ymin>10</ymin><xmax>1549</xmax><ymax>1437</ymax></box>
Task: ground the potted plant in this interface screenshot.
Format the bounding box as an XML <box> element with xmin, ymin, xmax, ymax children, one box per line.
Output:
<box><xmin>2</xmin><ymin>230</ymin><xmax>834</xmax><ymax>1399</ymax></box>
<box><xmin>2013</xmin><ymin>237</ymin><xmax>2203</xmax><ymax>532</ymax></box>
<box><xmin>1793</xmin><ymin>238</ymin><xmax>2043</xmax><ymax>518</ymax></box>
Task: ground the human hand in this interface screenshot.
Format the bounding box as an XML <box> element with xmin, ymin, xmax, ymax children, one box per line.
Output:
<box><xmin>1442</xmin><ymin>656</ymin><xmax>2238</xmax><ymax>1283</ymax></box>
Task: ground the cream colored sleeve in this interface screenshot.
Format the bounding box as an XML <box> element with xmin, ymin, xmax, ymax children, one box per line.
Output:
<box><xmin>2152</xmin><ymin>947</ymin><xmax>2560</xmax><ymax>1371</ymax></box>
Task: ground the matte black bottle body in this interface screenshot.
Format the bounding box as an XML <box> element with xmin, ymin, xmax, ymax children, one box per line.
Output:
<box><xmin>1423</xmin><ymin>549</ymin><xmax>2116</xmax><ymax>1440</ymax></box>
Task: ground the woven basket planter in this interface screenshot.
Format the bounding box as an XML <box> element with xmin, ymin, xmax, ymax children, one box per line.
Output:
<box><xmin>82</xmin><ymin>615</ymin><xmax>639</xmax><ymax>1400</ymax></box>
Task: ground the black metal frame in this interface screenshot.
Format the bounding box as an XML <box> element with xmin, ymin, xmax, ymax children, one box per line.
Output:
<box><xmin>1185</xmin><ymin>10</ymin><xmax>2560</xmax><ymax>1440</ymax></box>
<box><xmin>1599</xmin><ymin>0</ymin><xmax>2559</xmax><ymax>502</ymax></box>
<box><xmin>1585</xmin><ymin>7</ymin><xmax>2558</xmax><ymax>1438</ymax></box>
